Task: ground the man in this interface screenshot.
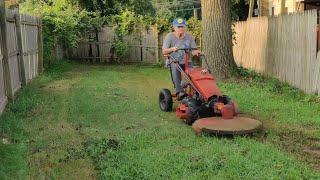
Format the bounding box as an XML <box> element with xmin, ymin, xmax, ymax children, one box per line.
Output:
<box><xmin>162</xmin><ymin>18</ymin><xmax>202</xmax><ymax>99</ymax></box>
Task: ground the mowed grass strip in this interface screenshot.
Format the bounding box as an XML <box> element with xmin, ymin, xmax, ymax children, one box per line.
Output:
<box><xmin>0</xmin><ymin>61</ymin><xmax>319</xmax><ymax>179</ymax></box>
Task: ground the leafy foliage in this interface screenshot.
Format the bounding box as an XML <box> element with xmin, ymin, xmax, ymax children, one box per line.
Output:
<box><xmin>112</xmin><ymin>10</ymin><xmax>141</xmax><ymax>37</ymax></box>
<box><xmin>152</xmin><ymin>0</ymin><xmax>200</xmax><ymax>20</ymax></box>
<box><xmin>124</xmin><ymin>0</ymin><xmax>155</xmax><ymax>16</ymax></box>
<box><xmin>76</xmin><ymin>0</ymin><xmax>155</xmax><ymax>17</ymax></box>
<box><xmin>113</xmin><ymin>39</ymin><xmax>129</xmax><ymax>62</ymax></box>
<box><xmin>187</xmin><ymin>17</ymin><xmax>201</xmax><ymax>42</ymax></box>
<box><xmin>111</xmin><ymin>10</ymin><xmax>142</xmax><ymax>61</ymax></box>
<box><xmin>155</xmin><ymin>6</ymin><xmax>174</xmax><ymax>33</ymax></box>
<box><xmin>110</xmin><ymin>8</ymin><xmax>157</xmax><ymax>61</ymax></box>
<box><xmin>19</xmin><ymin>0</ymin><xmax>248</xmax><ymax>65</ymax></box>
<box><xmin>21</xmin><ymin>0</ymin><xmax>104</xmax><ymax>67</ymax></box>
<box><xmin>76</xmin><ymin>0</ymin><xmax>122</xmax><ymax>17</ymax></box>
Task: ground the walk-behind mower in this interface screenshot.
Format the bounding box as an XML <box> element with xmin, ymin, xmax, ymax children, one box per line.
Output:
<box><xmin>159</xmin><ymin>48</ymin><xmax>262</xmax><ymax>135</ymax></box>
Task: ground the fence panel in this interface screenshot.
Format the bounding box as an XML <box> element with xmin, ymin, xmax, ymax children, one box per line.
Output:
<box><xmin>315</xmin><ymin>51</ymin><xmax>320</xmax><ymax>94</ymax></box>
<box><xmin>0</xmin><ymin>6</ymin><xmax>42</xmax><ymax>116</ymax></box>
<box><xmin>72</xmin><ymin>26</ymin><xmax>159</xmax><ymax>63</ymax></box>
<box><xmin>6</xmin><ymin>9</ymin><xmax>20</xmax><ymax>93</ymax></box>
<box><xmin>21</xmin><ymin>14</ymin><xmax>40</xmax><ymax>82</ymax></box>
<box><xmin>124</xmin><ymin>34</ymin><xmax>142</xmax><ymax>62</ymax></box>
<box><xmin>141</xmin><ymin>26</ymin><xmax>158</xmax><ymax>63</ymax></box>
<box><xmin>233</xmin><ymin>10</ymin><xmax>319</xmax><ymax>94</ymax></box>
<box><xmin>233</xmin><ymin>17</ymin><xmax>269</xmax><ymax>73</ymax></box>
<box><xmin>97</xmin><ymin>27</ymin><xmax>114</xmax><ymax>62</ymax></box>
<box><xmin>0</xmin><ymin>42</ymin><xmax>6</xmax><ymax>114</ymax></box>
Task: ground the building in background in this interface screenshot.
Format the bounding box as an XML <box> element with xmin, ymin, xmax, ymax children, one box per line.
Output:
<box><xmin>258</xmin><ymin>0</ymin><xmax>320</xmax><ymax>17</ymax></box>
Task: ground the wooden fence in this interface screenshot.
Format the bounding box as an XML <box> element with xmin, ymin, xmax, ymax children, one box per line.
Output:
<box><xmin>71</xmin><ymin>26</ymin><xmax>160</xmax><ymax>63</ymax></box>
<box><xmin>71</xmin><ymin>27</ymin><xmax>202</xmax><ymax>63</ymax></box>
<box><xmin>233</xmin><ymin>10</ymin><xmax>320</xmax><ymax>94</ymax></box>
<box><xmin>72</xmin><ymin>11</ymin><xmax>319</xmax><ymax>94</ymax></box>
<box><xmin>0</xmin><ymin>3</ymin><xmax>43</xmax><ymax>114</ymax></box>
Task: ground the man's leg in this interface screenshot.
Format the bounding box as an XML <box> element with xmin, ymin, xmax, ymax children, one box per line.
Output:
<box><xmin>171</xmin><ymin>64</ymin><xmax>182</xmax><ymax>93</ymax></box>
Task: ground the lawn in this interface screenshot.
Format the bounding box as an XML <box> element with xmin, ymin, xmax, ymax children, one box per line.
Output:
<box><xmin>0</xmin><ymin>61</ymin><xmax>320</xmax><ymax>179</ymax></box>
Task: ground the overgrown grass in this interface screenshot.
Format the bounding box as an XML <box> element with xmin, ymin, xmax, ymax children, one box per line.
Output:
<box><xmin>0</xmin><ymin>61</ymin><xmax>319</xmax><ymax>179</ymax></box>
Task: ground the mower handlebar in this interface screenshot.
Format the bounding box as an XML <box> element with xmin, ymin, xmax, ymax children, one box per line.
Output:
<box><xmin>166</xmin><ymin>54</ymin><xmax>207</xmax><ymax>63</ymax></box>
<box><xmin>176</xmin><ymin>47</ymin><xmax>198</xmax><ymax>51</ymax></box>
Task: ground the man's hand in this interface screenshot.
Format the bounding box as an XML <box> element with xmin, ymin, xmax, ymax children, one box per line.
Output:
<box><xmin>191</xmin><ymin>50</ymin><xmax>202</xmax><ymax>56</ymax></box>
<box><xmin>170</xmin><ymin>47</ymin><xmax>178</xmax><ymax>52</ymax></box>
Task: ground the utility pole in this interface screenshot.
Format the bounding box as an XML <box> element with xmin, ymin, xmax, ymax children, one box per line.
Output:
<box><xmin>193</xmin><ymin>6</ymin><xmax>198</xmax><ymax>19</ymax></box>
<box><xmin>248</xmin><ymin>0</ymin><xmax>254</xmax><ymax>18</ymax></box>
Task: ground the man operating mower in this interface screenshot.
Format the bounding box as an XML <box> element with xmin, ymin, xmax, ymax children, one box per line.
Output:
<box><xmin>162</xmin><ymin>18</ymin><xmax>203</xmax><ymax>100</ymax></box>
<box><xmin>159</xmin><ymin>18</ymin><xmax>262</xmax><ymax>135</ymax></box>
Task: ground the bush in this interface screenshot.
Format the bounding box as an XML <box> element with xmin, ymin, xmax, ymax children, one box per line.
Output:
<box><xmin>187</xmin><ymin>17</ymin><xmax>201</xmax><ymax>44</ymax></box>
<box><xmin>21</xmin><ymin>0</ymin><xmax>104</xmax><ymax>67</ymax></box>
<box><xmin>111</xmin><ymin>9</ymin><xmax>154</xmax><ymax>62</ymax></box>
<box><xmin>113</xmin><ymin>40</ymin><xmax>129</xmax><ymax>62</ymax></box>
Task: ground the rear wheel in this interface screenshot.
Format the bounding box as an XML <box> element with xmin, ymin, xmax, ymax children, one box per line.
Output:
<box><xmin>159</xmin><ymin>89</ymin><xmax>173</xmax><ymax>112</ymax></box>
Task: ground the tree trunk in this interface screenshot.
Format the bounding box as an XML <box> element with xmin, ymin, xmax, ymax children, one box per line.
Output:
<box><xmin>201</xmin><ymin>0</ymin><xmax>237</xmax><ymax>79</ymax></box>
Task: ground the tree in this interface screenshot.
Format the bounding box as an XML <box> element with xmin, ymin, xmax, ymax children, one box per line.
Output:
<box><xmin>153</xmin><ymin>0</ymin><xmax>200</xmax><ymax>20</ymax></box>
<box><xmin>76</xmin><ymin>0</ymin><xmax>155</xmax><ymax>17</ymax></box>
<box><xmin>76</xmin><ymin>0</ymin><xmax>122</xmax><ymax>16</ymax></box>
<box><xmin>126</xmin><ymin>0</ymin><xmax>155</xmax><ymax>16</ymax></box>
<box><xmin>201</xmin><ymin>0</ymin><xmax>237</xmax><ymax>79</ymax></box>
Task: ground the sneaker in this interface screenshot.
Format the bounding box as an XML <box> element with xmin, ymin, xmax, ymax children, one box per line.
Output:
<box><xmin>176</xmin><ymin>92</ymin><xmax>187</xmax><ymax>101</ymax></box>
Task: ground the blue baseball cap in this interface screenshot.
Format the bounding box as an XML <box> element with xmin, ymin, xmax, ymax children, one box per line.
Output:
<box><xmin>172</xmin><ymin>18</ymin><xmax>187</xmax><ymax>27</ymax></box>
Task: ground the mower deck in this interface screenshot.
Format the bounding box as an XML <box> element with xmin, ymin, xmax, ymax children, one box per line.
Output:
<box><xmin>192</xmin><ymin>116</ymin><xmax>262</xmax><ymax>135</ymax></box>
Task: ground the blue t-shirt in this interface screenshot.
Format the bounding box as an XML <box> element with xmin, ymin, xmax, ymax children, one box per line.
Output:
<box><xmin>162</xmin><ymin>32</ymin><xmax>197</xmax><ymax>64</ymax></box>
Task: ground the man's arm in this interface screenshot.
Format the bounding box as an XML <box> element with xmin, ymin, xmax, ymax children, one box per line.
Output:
<box><xmin>162</xmin><ymin>33</ymin><xmax>178</xmax><ymax>56</ymax></box>
<box><xmin>162</xmin><ymin>47</ymin><xmax>178</xmax><ymax>56</ymax></box>
<box><xmin>190</xmin><ymin>35</ymin><xmax>202</xmax><ymax>56</ymax></box>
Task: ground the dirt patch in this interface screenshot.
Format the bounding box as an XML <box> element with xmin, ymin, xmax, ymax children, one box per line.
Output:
<box><xmin>304</xmin><ymin>149</ymin><xmax>320</xmax><ymax>157</ymax></box>
<box><xmin>41</xmin><ymin>71</ymin><xmax>83</xmax><ymax>93</ymax></box>
<box><xmin>42</xmin><ymin>80</ymin><xmax>74</xmax><ymax>92</ymax></box>
<box><xmin>27</xmin><ymin>120</ymin><xmax>97</xmax><ymax>178</ymax></box>
<box><xmin>60</xmin><ymin>138</ymin><xmax>120</xmax><ymax>165</ymax></box>
<box><xmin>255</xmin><ymin>123</ymin><xmax>320</xmax><ymax>171</ymax></box>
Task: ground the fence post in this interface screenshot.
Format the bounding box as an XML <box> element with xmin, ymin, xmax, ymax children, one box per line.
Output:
<box><xmin>157</xmin><ymin>31</ymin><xmax>162</xmax><ymax>63</ymax></box>
<box><xmin>0</xmin><ymin>0</ymin><xmax>13</xmax><ymax>99</ymax></box>
<box><xmin>140</xmin><ymin>28</ymin><xmax>143</xmax><ymax>61</ymax></box>
<box><xmin>155</xmin><ymin>26</ymin><xmax>160</xmax><ymax>63</ymax></box>
<box><xmin>15</xmin><ymin>7</ymin><xmax>27</xmax><ymax>86</ymax></box>
<box><xmin>38</xmin><ymin>18</ymin><xmax>43</xmax><ymax>73</ymax></box>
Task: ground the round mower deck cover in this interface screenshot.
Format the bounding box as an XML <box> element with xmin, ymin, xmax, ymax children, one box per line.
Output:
<box><xmin>192</xmin><ymin>116</ymin><xmax>262</xmax><ymax>135</ymax></box>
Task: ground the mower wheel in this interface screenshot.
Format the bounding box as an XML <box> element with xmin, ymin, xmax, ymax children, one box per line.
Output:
<box><xmin>159</xmin><ymin>89</ymin><xmax>173</xmax><ymax>112</ymax></box>
<box><xmin>186</xmin><ymin>111</ymin><xmax>198</xmax><ymax>125</ymax></box>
